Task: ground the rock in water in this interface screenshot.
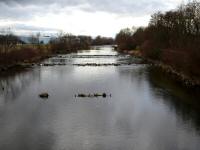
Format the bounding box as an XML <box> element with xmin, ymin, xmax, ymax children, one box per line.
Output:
<box><xmin>78</xmin><ymin>94</ymin><xmax>87</xmax><ymax>97</ymax></box>
<box><xmin>39</xmin><ymin>93</ymin><xmax>49</xmax><ymax>98</ymax></box>
<box><xmin>102</xmin><ymin>93</ymin><xmax>107</xmax><ymax>98</ymax></box>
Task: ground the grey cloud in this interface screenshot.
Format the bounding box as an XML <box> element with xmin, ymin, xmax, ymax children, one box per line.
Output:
<box><xmin>0</xmin><ymin>0</ymin><xmax>180</xmax><ymax>35</ymax></box>
<box><xmin>12</xmin><ymin>24</ymin><xmax>59</xmax><ymax>31</ymax></box>
<box><xmin>0</xmin><ymin>0</ymin><xmax>176</xmax><ymax>19</ymax></box>
<box><xmin>0</xmin><ymin>23</ymin><xmax>59</xmax><ymax>34</ymax></box>
<box><xmin>0</xmin><ymin>0</ymin><xmax>84</xmax><ymax>6</ymax></box>
<box><xmin>0</xmin><ymin>3</ymin><xmax>34</xmax><ymax>20</ymax></box>
<box><xmin>0</xmin><ymin>0</ymin><xmax>87</xmax><ymax>20</ymax></box>
<box><xmin>82</xmin><ymin>0</ymin><xmax>166</xmax><ymax>13</ymax></box>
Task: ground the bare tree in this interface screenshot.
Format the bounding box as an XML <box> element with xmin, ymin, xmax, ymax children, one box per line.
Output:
<box><xmin>28</xmin><ymin>32</ymin><xmax>40</xmax><ymax>44</ymax></box>
<box><xmin>0</xmin><ymin>28</ymin><xmax>19</xmax><ymax>54</ymax></box>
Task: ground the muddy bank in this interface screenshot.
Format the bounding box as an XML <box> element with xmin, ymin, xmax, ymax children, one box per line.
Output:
<box><xmin>119</xmin><ymin>50</ymin><xmax>200</xmax><ymax>88</ymax></box>
<box><xmin>148</xmin><ymin>60</ymin><xmax>200</xmax><ymax>88</ymax></box>
<box><xmin>0</xmin><ymin>54</ymin><xmax>52</xmax><ymax>72</ymax></box>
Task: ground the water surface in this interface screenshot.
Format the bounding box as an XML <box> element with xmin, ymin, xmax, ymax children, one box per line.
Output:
<box><xmin>0</xmin><ymin>46</ymin><xmax>200</xmax><ymax>150</ymax></box>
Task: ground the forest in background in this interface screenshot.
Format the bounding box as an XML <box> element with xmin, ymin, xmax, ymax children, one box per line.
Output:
<box><xmin>0</xmin><ymin>31</ymin><xmax>114</xmax><ymax>67</ymax></box>
<box><xmin>115</xmin><ymin>1</ymin><xmax>200</xmax><ymax>79</ymax></box>
<box><xmin>1</xmin><ymin>0</ymin><xmax>199</xmax><ymax>83</ymax></box>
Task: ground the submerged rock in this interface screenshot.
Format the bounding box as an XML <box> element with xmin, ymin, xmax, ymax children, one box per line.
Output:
<box><xmin>78</xmin><ymin>94</ymin><xmax>87</xmax><ymax>97</ymax></box>
<box><xmin>94</xmin><ymin>93</ymin><xmax>102</xmax><ymax>97</ymax></box>
<box><xmin>76</xmin><ymin>93</ymin><xmax>111</xmax><ymax>98</ymax></box>
<box><xmin>39</xmin><ymin>93</ymin><xmax>49</xmax><ymax>98</ymax></box>
<box><xmin>102</xmin><ymin>93</ymin><xmax>107</xmax><ymax>98</ymax></box>
<box><xmin>73</xmin><ymin>63</ymin><xmax>123</xmax><ymax>67</ymax></box>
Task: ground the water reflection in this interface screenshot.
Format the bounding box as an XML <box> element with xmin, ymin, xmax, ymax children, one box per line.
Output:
<box><xmin>0</xmin><ymin>99</ymin><xmax>56</xmax><ymax>150</ymax></box>
<box><xmin>148</xmin><ymin>67</ymin><xmax>200</xmax><ymax>133</ymax></box>
<box><xmin>116</xmin><ymin>65</ymin><xmax>200</xmax><ymax>150</ymax></box>
<box><xmin>0</xmin><ymin>47</ymin><xmax>200</xmax><ymax>150</ymax></box>
<box><xmin>0</xmin><ymin>69</ymin><xmax>41</xmax><ymax>103</ymax></box>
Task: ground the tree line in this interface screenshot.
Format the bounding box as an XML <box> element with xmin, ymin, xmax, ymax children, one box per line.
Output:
<box><xmin>50</xmin><ymin>34</ymin><xmax>114</xmax><ymax>53</ymax></box>
<box><xmin>115</xmin><ymin>1</ymin><xmax>200</xmax><ymax>78</ymax></box>
<box><xmin>50</xmin><ymin>34</ymin><xmax>92</xmax><ymax>53</ymax></box>
<box><xmin>0</xmin><ymin>29</ymin><xmax>114</xmax><ymax>66</ymax></box>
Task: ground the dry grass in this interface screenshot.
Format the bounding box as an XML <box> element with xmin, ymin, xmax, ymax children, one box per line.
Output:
<box><xmin>0</xmin><ymin>44</ymin><xmax>51</xmax><ymax>65</ymax></box>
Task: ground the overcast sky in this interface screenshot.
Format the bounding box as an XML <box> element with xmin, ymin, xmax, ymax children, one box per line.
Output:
<box><xmin>0</xmin><ymin>0</ymin><xmax>185</xmax><ymax>37</ymax></box>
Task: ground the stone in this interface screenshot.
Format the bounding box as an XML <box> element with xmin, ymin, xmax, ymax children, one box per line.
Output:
<box><xmin>39</xmin><ymin>93</ymin><xmax>49</xmax><ymax>98</ymax></box>
<box><xmin>102</xmin><ymin>93</ymin><xmax>107</xmax><ymax>98</ymax></box>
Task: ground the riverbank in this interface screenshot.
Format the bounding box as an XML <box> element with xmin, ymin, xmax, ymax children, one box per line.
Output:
<box><xmin>121</xmin><ymin>50</ymin><xmax>142</xmax><ymax>58</ymax></box>
<box><xmin>148</xmin><ymin>60</ymin><xmax>200</xmax><ymax>88</ymax></box>
<box><xmin>120</xmin><ymin>50</ymin><xmax>200</xmax><ymax>88</ymax></box>
<box><xmin>0</xmin><ymin>48</ymin><xmax>88</xmax><ymax>72</ymax></box>
<box><xmin>0</xmin><ymin>46</ymin><xmax>52</xmax><ymax>72</ymax></box>
<box><xmin>1</xmin><ymin>46</ymin><xmax>199</xmax><ymax>150</ymax></box>
<box><xmin>0</xmin><ymin>55</ymin><xmax>51</xmax><ymax>72</ymax></box>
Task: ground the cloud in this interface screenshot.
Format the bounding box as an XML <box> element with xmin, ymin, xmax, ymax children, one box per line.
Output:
<box><xmin>0</xmin><ymin>23</ymin><xmax>59</xmax><ymax>35</ymax></box>
<box><xmin>0</xmin><ymin>0</ymin><xmax>183</xmax><ymax>19</ymax></box>
<box><xmin>0</xmin><ymin>0</ymin><xmax>183</xmax><ymax>36</ymax></box>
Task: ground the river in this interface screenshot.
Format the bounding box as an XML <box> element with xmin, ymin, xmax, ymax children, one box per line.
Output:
<box><xmin>0</xmin><ymin>46</ymin><xmax>200</xmax><ymax>150</ymax></box>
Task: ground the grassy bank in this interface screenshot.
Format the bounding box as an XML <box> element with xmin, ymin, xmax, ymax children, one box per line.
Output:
<box><xmin>147</xmin><ymin>60</ymin><xmax>200</xmax><ymax>87</ymax></box>
<box><xmin>121</xmin><ymin>50</ymin><xmax>200</xmax><ymax>87</ymax></box>
<box><xmin>0</xmin><ymin>44</ymin><xmax>52</xmax><ymax>71</ymax></box>
<box><xmin>115</xmin><ymin>1</ymin><xmax>200</xmax><ymax>87</ymax></box>
<box><xmin>0</xmin><ymin>33</ymin><xmax>97</xmax><ymax>71</ymax></box>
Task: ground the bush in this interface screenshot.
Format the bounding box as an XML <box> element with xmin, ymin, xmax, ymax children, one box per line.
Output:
<box><xmin>115</xmin><ymin>1</ymin><xmax>200</xmax><ymax>78</ymax></box>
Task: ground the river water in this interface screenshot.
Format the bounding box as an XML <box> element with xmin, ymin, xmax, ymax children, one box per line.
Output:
<box><xmin>0</xmin><ymin>46</ymin><xmax>200</xmax><ymax>150</ymax></box>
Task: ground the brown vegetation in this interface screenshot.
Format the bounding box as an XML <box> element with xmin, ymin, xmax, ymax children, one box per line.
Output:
<box><xmin>92</xmin><ymin>36</ymin><xmax>114</xmax><ymax>45</ymax></box>
<box><xmin>0</xmin><ymin>31</ymin><xmax>114</xmax><ymax>70</ymax></box>
<box><xmin>0</xmin><ymin>46</ymin><xmax>50</xmax><ymax>65</ymax></box>
<box><xmin>50</xmin><ymin>34</ymin><xmax>92</xmax><ymax>53</ymax></box>
<box><xmin>0</xmin><ymin>32</ymin><xmax>51</xmax><ymax>68</ymax></box>
<box><xmin>115</xmin><ymin>1</ymin><xmax>200</xmax><ymax>80</ymax></box>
